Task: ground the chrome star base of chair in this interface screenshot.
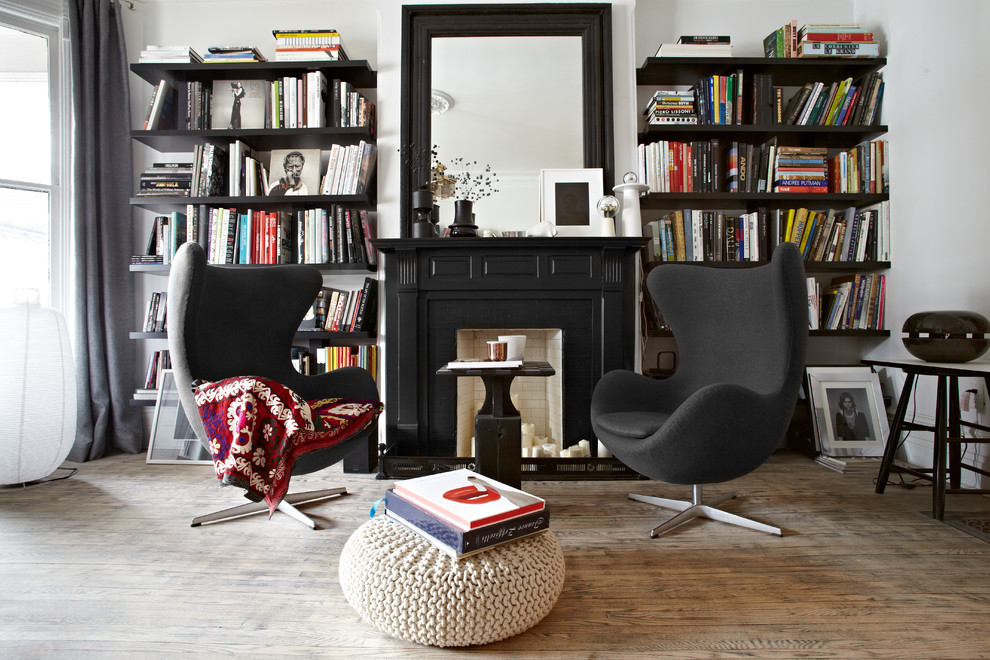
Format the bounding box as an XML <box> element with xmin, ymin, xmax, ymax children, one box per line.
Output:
<box><xmin>629</xmin><ymin>485</ymin><xmax>782</xmax><ymax>538</ymax></box>
<box><xmin>191</xmin><ymin>487</ymin><xmax>348</xmax><ymax>529</ymax></box>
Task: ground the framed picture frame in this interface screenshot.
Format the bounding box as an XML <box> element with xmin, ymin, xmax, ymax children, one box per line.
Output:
<box><xmin>806</xmin><ymin>365</ymin><xmax>889</xmax><ymax>457</ymax></box>
<box><xmin>539</xmin><ymin>168</ymin><xmax>604</xmax><ymax>236</ymax></box>
<box><xmin>147</xmin><ymin>370</ymin><xmax>212</xmax><ymax>465</ymax></box>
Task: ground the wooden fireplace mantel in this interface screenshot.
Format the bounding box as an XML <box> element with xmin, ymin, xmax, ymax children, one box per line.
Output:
<box><xmin>375</xmin><ymin>236</ymin><xmax>646</xmax><ymax>468</ymax></box>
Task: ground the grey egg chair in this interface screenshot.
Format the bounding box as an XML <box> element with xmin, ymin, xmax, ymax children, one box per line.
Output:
<box><xmin>591</xmin><ymin>242</ymin><xmax>807</xmax><ymax>537</ymax></box>
<box><xmin>167</xmin><ymin>241</ymin><xmax>380</xmax><ymax>527</ymax></box>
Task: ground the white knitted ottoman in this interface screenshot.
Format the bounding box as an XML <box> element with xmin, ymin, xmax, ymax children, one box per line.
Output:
<box><xmin>338</xmin><ymin>517</ymin><xmax>565</xmax><ymax>647</ymax></box>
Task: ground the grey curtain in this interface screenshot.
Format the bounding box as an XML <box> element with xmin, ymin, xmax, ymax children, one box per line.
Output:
<box><xmin>68</xmin><ymin>0</ymin><xmax>142</xmax><ymax>461</ymax></box>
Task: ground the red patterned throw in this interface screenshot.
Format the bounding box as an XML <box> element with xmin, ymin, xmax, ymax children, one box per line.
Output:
<box><xmin>194</xmin><ymin>376</ymin><xmax>382</xmax><ymax>514</ymax></box>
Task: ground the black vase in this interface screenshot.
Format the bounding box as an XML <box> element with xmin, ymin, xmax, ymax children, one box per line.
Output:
<box><xmin>902</xmin><ymin>310</ymin><xmax>990</xmax><ymax>363</ymax></box>
<box><xmin>449</xmin><ymin>199</ymin><xmax>478</xmax><ymax>237</ymax></box>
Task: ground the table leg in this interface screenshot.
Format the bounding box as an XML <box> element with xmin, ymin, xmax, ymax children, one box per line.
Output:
<box><xmin>474</xmin><ymin>374</ymin><xmax>522</xmax><ymax>489</ymax></box>
<box><xmin>933</xmin><ymin>376</ymin><xmax>948</xmax><ymax>520</ymax></box>
<box><xmin>474</xmin><ymin>414</ymin><xmax>522</xmax><ymax>489</ymax></box>
<box><xmin>948</xmin><ymin>377</ymin><xmax>963</xmax><ymax>490</ymax></box>
<box><xmin>876</xmin><ymin>373</ymin><xmax>916</xmax><ymax>494</ymax></box>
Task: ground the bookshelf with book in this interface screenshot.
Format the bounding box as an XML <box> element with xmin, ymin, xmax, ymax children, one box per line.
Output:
<box><xmin>128</xmin><ymin>46</ymin><xmax>381</xmax><ymax>407</ymax></box>
<box><xmin>635</xmin><ymin>43</ymin><xmax>889</xmax><ymax>340</ymax></box>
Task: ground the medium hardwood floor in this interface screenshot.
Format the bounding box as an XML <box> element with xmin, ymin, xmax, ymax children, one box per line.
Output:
<box><xmin>2</xmin><ymin>450</ymin><xmax>989</xmax><ymax>659</ymax></box>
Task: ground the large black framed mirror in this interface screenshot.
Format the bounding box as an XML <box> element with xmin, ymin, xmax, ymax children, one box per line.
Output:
<box><xmin>400</xmin><ymin>3</ymin><xmax>613</xmax><ymax>237</ymax></box>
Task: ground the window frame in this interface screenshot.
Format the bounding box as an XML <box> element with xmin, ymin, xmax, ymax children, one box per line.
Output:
<box><xmin>0</xmin><ymin>0</ymin><xmax>70</xmax><ymax>313</ymax></box>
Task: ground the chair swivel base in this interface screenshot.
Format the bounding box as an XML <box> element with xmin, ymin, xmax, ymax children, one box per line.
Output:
<box><xmin>191</xmin><ymin>487</ymin><xmax>348</xmax><ymax>529</ymax></box>
<box><xmin>629</xmin><ymin>484</ymin><xmax>781</xmax><ymax>538</ymax></box>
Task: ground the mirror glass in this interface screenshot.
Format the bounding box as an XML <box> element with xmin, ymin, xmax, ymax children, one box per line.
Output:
<box><xmin>431</xmin><ymin>36</ymin><xmax>583</xmax><ymax>232</ymax></box>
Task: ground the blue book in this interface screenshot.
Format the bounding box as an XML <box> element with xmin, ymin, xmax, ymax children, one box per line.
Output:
<box><xmin>383</xmin><ymin>488</ymin><xmax>549</xmax><ymax>558</ymax></box>
<box><xmin>237</xmin><ymin>213</ymin><xmax>250</xmax><ymax>264</ymax></box>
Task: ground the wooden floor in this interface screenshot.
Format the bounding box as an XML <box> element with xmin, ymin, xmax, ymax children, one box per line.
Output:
<box><xmin>2</xmin><ymin>451</ymin><xmax>989</xmax><ymax>659</ymax></box>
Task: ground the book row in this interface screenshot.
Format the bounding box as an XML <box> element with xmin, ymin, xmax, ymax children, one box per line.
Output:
<box><xmin>138</xmin><ymin>45</ymin><xmax>202</xmax><ymax>64</ymax></box>
<box><xmin>311</xmin><ymin>344</ymin><xmax>378</xmax><ymax>377</ymax></box>
<box><xmin>765</xmin><ymin>22</ymin><xmax>879</xmax><ymax>59</ymax></box>
<box><xmin>642</xmin><ymin>201</ymin><xmax>889</xmax><ymax>265</ymax></box>
<box><xmin>272</xmin><ymin>28</ymin><xmax>349</xmax><ymax>62</ymax></box>
<box><xmin>138</xmin><ymin>29</ymin><xmax>354</xmax><ymax>66</ymax></box>
<box><xmin>780</xmin><ymin>72</ymin><xmax>884</xmax><ymax>127</ymax></box>
<box><xmin>141</xmin><ymin>73</ymin><xmax>373</xmax><ymax>132</ymax></box>
<box><xmin>313</xmin><ymin>278</ymin><xmax>378</xmax><ymax>334</ymax></box>
<box><xmin>653</xmin><ymin>35</ymin><xmax>733</xmax><ymax>58</ymax></box>
<box><xmin>137</xmin><ymin>139</ymin><xmax>376</xmax><ymax>200</ymax></box>
<box><xmin>142</xmin><ymin>291</ymin><xmax>167</xmax><ymax>333</ymax></box>
<box><xmin>809</xmin><ymin>272</ymin><xmax>886</xmax><ymax>331</ymax></box>
<box><xmin>638</xmin><ymin>138</ymin><xmax>888</xmax><ymax>195</ymax></box>
<box><xmin>828</xmin><ymin>140</ymin><xmax>888</xmax><ymax>194</ymax></box>
<box><xmin>782</xmin><ymin>203</ymin><xmax>889</xmax><ymax>262</ymax></box>
<box><xmin>138</xmin><ymin>204</ymin><xmax>376</xmax><ymax>267</ymax></box>
<box><xmin>201</xmin><ymin>45</ymin><xmax>267</xmax><ymax>63</ymax></box>
<box><xmin>141</xmin><ymin>349</ymin><xmax>171</xmax><ymax>392</ymax></box>
<box><xmin>643</xmin><ymin>71</ymin><xmax>882</xmax><ymax>129</ymax></box>
<box><xmin>137</xmin><ymin>162</ymin><xmax>194</xmax><ymax>196</ymax></box>
<box><xmin>644</xmin><ymin>210</ymin><xmax>766</xmax><ymax>264</ymax></box>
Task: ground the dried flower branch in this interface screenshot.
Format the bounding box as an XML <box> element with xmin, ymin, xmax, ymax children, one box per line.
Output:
<box><xmin>433</xmin><ymin>153</ymin><xmax>501</xmax><ymax>203</ymax></box>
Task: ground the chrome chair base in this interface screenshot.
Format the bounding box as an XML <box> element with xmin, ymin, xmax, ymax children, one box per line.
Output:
<box><xmin>191</xmin><ymin>487</ymin><xmax>348</xmax><ymax>529</ymax></box>
<box><xmin>629</xmin><ymin>484</ymin><xmax>781</xmax><ymax>538</ymax></box>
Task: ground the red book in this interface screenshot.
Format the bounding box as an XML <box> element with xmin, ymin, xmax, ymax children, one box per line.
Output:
<box><xmin>774</xmin><ymin>185</ymin><xmax>829</xmax><ymax>193</ymax></box>
<box><xmin>392</xmin><ymin>468</ymin><xmax>545</xmax><ymax>531</ymax></box>
<box><xmin>800</xmin><ymin>32</ymin><xmax>876</xmax><ymax>42</ymax></box>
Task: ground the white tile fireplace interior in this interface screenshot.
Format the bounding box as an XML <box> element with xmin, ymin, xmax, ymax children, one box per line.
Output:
<box><xmin>455</xmin><ymin>328</ymin><xmax>563</xmax><ymax>457</ymax></box>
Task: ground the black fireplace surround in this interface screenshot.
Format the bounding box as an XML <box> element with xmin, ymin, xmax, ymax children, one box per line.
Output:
<box><xmin>375</xmin><ymin>237</ymin><xmax>644</xmax><ymax>469</ymax></box>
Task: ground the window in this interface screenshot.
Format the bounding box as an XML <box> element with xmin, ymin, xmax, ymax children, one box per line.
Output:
<box><xmin>0</xmin><ymin>3</ymin><xmax>68</xmax><ymax>310</ymax></box>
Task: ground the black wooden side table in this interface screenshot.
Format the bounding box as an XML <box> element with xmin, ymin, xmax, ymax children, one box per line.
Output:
<box><xmin>863</xmin><ymin>357</ymin><xmax>990</xmax><ymax>520</ymax></box>
<box><xmin>436</xmin><ymin>360</ymin><xmax>555</xmax><ymax>489</ymax></box>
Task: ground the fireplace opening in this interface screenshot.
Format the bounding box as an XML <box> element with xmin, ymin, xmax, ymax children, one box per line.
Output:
<box><xmin>455</xmin><ymin>328</ymin><xmax>563</xmax><ymax>457</ymax></box>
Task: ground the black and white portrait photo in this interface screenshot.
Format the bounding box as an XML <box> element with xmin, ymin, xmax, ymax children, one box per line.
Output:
<box><xmin>827</xmin><ymin>387</ymin><xmax>875</xmax><ymax>442</ymax></box>
<box><xmin>267</xmin><ymin>148</ymin><xmax>321</xmax><ymax>196</ymax></box>
<box><xmin>210</xmin><ymin>79</ymin><xmax>266</xmax><ymax>129</ymax></box>
<box><xmin>807</xmin><ymin>367</ymin><xmax>890</xmax><ymax>457</ymax></box>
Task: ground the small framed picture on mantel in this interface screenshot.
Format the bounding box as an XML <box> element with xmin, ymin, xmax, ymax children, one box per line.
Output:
<box><xmin>539</xmin><ymin>168</ymin><xmax>604</xmax><ymax>237</ymax></box>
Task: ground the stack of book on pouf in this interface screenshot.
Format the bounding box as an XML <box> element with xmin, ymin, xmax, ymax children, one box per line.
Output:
<box><xmin>383</xmin><ymin>468</ymin><xmax>549</xmax><ymax>559</ymax></box>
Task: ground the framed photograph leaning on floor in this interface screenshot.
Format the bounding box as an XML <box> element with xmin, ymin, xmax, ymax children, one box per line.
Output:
<box><xmin>806</xmin><ymin>365</ymin><xmax>889</xmax><ymax>457</ymax></box>
<box><xmin>147</xmin><ymin>370</ymin><xmax>212</xmax><ymax>465</ymax></box>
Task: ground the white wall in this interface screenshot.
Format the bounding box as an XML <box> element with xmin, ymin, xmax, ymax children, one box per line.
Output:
<box><xmin>854</xmin><ymin>0</ymin><xmax>990</xmax><ymax>479</ymax></box>
<box><xmin>125</xmin><ymin>0</ymin><xmax>990</xmax><ymax>483</ymax></box>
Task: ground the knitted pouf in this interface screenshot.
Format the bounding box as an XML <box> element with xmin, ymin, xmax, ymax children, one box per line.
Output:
<box><xmin>338</xmin><ymin>517</ymin><xmax>565</xmax><ymax>647</ymax></box>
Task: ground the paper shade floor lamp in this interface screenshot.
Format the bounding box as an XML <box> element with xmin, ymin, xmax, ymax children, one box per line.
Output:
<box><xmin>0</xmin><ymin>289</ymin><xmax>76</xmax><ymax>485</ymax></box>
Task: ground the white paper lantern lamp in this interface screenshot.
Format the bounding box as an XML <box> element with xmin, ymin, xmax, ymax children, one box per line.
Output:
<box><xmin>0</xmin><ymin>289</ymin><xmax>76</xmax><ymax>485</ymax></box>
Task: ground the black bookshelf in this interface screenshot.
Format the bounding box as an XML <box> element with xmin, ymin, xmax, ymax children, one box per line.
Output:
<box><xmin>129</xmin><ymin>57</ymin><xmax>381</xmax><ymax>446</ymax></box>
<box><xmin>636</xmin><ymin>54</ymin><xmax>890</xmax><ymax>339</ymax></box>
<box><xmin>132</xmin><ymin>126</ymin><xmax>373</xmax><ymax>152</ymax></box>
<box><xmin>130</xmin><ymin>194</ymin><xmax>375</xmax><ymax>210</ymax></box>
<box><xmin>640</xmin><ymin>192</ymin><xmax>888</xmax><ymax>210</ymax></box>
<box><xmin>131</xmin><ymin>60</ymin><xmax>376</xmax><ymax>88</ymax></box>
<box><xmin>637</xmin><ymin>56</ymin><xmax>886</xmax><ymax>86</ymax></box>
<box><xmin>129</xmin><ymin>262</ymin><xmax>374</xmax><ymax>274</ymax></box>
